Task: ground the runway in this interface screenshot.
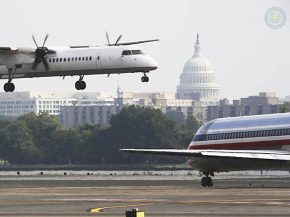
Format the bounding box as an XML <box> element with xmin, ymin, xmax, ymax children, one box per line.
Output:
<box><xmin>0</xmin><ymin>174</ymin><xmax>290</xmax><ymax>216</ymax></box>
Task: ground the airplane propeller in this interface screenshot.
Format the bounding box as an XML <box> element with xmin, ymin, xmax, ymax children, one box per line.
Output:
<box><xmin>32</xmin><ymin>34</ymin><xmax>55</xmax><ymax>71</ymax></box>
<box><xmin>106</xmin><ymin>31</ymin><xmax>122</xmax><ymax>46</ymax></box>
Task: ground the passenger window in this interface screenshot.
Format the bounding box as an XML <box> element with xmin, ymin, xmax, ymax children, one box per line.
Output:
<box><xmin>64</xmin><ymin>58</ymin><xmax>66</xmax><ymax>62</ymax></box>
<box><xmin>49</xmin><ymin>59</ymin><xmax>51</xmax><ymax>63</ymax></box>
<box><xmin>53</xmin><ymin>58</ymin><xmax>55</xmax><ymax>63</ymax></box>
<box><xmin>86</xmin><ymin>57</ymin><xmax>88</xmax><ymax>61</ymax></box>
<box><xmin>82</xmin><ymin>57</ymin><xmax>85</xmax><ymax>61</ymax></box>
<box><xmin>79</xmin><ymin>57</ymin><xmax>81</xmax><ymax>61</ymax></box>
<box><xmin>89</xmin><ymin>56</ymin><xmax>92</xmax><ymax>61</ymax></box>
<box><xmin>56</xmin><ymin>58</ymin><xmax>59</xmax><ymax>62</ymax></box>
<box><xmin>68</xmin><ymin>58</ymin><xmax>70</xmax><ymax>62</ymax></box>
<box><xmin>60</xmin><ymin>58</ymin><xmax>62</xmax><ymax>62</ymax></box>
<box><xmin>208</xmin><ymin>135</ymin><xmax>212</xmax><ymax>140</ymax></box>
<box><xmin>233</xmin><ymin>133</ymin><xmax>236</xmax><ymax>139</ymax></box>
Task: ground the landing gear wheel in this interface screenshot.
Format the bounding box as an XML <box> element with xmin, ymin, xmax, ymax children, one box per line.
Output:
<box><xmin>4</xmin><ymin>82</ymin><xmax>15</xmax><ymax>92</ymax></box>
<box><xmin>141</xmin><ymin>75</ymin><xmax>149</xmax><ymax>82</ymax></box>
<box><xmin>75</xmin><ymin>80</ymin><xmax>86</xmax><ymax>90</ymax></box>
<box><xmin>201</xmin><ymin>177</ymin><xmax>207</xmax><ymax>187</ymax></box>
<box><xmin>207</xmin><ymin>177</ymin><xmax>213</xmax><ymax>187</ymax></box>
<box><xmin>75</xmin><ymin>81</ymin><xmax>81</xmax><ymax>90</ymax></box>
<box><xmin>201</xmin><ymin>176</ymin><xmax>213</xmax><ymax>187</ymax></box>
<box><xmin>80</xmin><ymin>80</ymin><xmax>86</xmax><ymax>90</ymax></box>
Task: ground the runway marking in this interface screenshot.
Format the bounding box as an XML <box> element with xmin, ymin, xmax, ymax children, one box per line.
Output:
<box><xmin>87</xmin><ymin>197</ymin><xmax>290</xmax><ymax>214</ymax></box>
<box><xmin>90</xmin><ymin>203</ymin><xmax>154</xmax><ymax>213</ymax></box>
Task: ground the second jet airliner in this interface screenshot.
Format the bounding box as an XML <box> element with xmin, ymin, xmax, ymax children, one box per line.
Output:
<box><xmin>122</xmin><ymin>113</ymin><xmax>290</xmax><ymax>187</ymax></box>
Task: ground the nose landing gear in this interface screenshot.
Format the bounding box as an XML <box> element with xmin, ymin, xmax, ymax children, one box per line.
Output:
<box><xmin>141</xmin><ymin>73</ymin><xmax>149</xmax><ymax>82</ymax></box>
<box><xmin>75</xmin><ymin>75</ymin><xmax>86</xmax><ymax>90</ymax></box>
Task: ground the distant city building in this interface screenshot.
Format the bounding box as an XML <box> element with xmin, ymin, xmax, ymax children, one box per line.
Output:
<box><xmin>0</xmin><ymin>92</ymin><xmax>36</xmax><ymax>116</ymax></box>
<box><xmin>176</xmin><ymin>34</ymin><xmax>220</xmax><ymax>105</ymax></box>
<box><xmin>162</xmin><ymin>101</ymin><xmax>205</xmax><ymax>125</ymax></box>
<box><xmin>115</xmin><ymin>89</ymin><xmax>206</xmax><ymax>124</ymax></box>
<box><xmin>207</xmin><ymin>92</ymin><xmax>281</xmax><ymax>121</ymax></box>
<box><xmin>60</xmin><ymin>89</ymin><xmax>207</xmax><ymax>127</ymax></box>
<box><xmin>0</xmin><ymin>92</ymin><xmax>115</xmax><ymax>117</ymax></box>
<box><xmin>60</xmin><ymin>105</ymin><xmax>121</xmax><ymax>128</ymax></box>
<box><xmin>0</xmin><ymin>90</ymin><xmax>206</xmax><ymax>127</ymax></box>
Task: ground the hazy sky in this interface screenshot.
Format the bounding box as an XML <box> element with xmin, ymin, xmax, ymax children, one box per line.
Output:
<box><xmin>1</xmin><ymin>0</ymin><xmax>289</xmax><ymax>100</ymax></box>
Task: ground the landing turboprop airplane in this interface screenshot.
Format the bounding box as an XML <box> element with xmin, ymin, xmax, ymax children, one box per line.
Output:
<box><xmin>0</xmin><ymin>33</ymin><xmax>158</xmax><ymax>92</ymax></box>
<box><xmin>121</xmin><ymin>113</ymin><xmax>290</xmax><ymax>187</ymax></box>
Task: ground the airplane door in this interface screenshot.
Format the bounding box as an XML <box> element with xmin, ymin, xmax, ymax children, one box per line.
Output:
<box><xmin>96</xmin><ymin>55</ymin><xmax>102</xmax><ymax>69</ymax></box>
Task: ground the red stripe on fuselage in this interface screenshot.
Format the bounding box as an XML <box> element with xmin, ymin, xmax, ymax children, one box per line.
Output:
<box><xmin>188</xmin><ymin>139</ymin><xmax>290</xmax><ymax>150</ymax></box>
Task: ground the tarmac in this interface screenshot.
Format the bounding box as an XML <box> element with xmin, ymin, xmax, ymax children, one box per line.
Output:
<box><xmin>0</xmin><ymin>173</ymin><xmax>290</xmax><ymax>216</ymax></box>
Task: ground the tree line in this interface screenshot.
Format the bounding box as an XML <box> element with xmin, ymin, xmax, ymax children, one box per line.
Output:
<box><xmin>0</xmin><ymin>106</ymin><xmax>201</xmax><ymax>165</ymax></box>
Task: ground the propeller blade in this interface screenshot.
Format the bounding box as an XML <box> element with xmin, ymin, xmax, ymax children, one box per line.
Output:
<box><xmin>32</xmin><ymin>58</ymin><xmax>40</xmax><ymax>70</ymax></box>
<box><xmin>42</xmin><ymin>57</ymin><xmax>49</xmax><ymax>71</ymax></box>
<box><xmin>116</xmin><ymin>39</ymin><xmax>159</xmax><ymax>46</ymax></box>
<box><xmin>42</xmin><ymin>34</ymin><xmax>49</xmax><ymax>48</ymax></box>
<box><xmin>32</xmin><ymin>35</ymin><xmax>39</xmax><ymax>48</ymax></box>
<box><xmin>114</xmin><ymin>35</ymin><xmax>122</xmax><ymax>45</ymax></box>
<box><xmin>106</xmin><ymin>31</ymin><xmax>111</xmax><ymax>45</ymax></box>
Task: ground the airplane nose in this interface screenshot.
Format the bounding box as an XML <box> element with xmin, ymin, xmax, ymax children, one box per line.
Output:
<box><xmin>149</xmin><ymin>57</ymin><xmax>158</xmax><ymax>70</ymax></box>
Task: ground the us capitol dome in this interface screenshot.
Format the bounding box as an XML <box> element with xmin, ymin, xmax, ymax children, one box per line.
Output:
<box><xmin>176</xmin><ymin>34</ymin><xmax>220</xmax><ymax>105</ymax></box>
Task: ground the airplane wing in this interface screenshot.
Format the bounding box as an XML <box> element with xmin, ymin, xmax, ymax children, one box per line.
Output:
<box><xmin>114</xmin><ymin>39</ymin><xmax>159</xmax><ymax>46</ymax></box>
<box><xmin>0</xmin><ymin>47</ymin><xmax>35</xmax><ymax>54</ymax></box>
<box><xmin>120</xmin><ymin>149</ymin><xmax>290</xmax><ymax>161</ymax></box>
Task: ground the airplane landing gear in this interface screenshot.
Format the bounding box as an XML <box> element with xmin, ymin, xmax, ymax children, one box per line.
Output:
<box><xmin>4</xmin><ymin>82</ymin><xmax>15</xmax><ymax>92</ymax></box>
<box><xmin>4</xmin><ymin>68</ymin><xmax>16</xmax><ymax>92</ymax></box>
<box><xmin>201</xmin><ymin>172</ymin><xmax>214</xmax><ymax>187</ymax></box>
<box><xmin>75</xmin><ymin>75</ymin><xmax>86</xmax><ymax>90</ymax></box>
<box><xmin>141</xmin><ymin>73</ymin><xmax>149</xmax><ymax>82</ymax></box>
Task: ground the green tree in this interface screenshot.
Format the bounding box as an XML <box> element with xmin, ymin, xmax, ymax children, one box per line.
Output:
<box><xmin>94</xmin><ymin>106</ymin><xmax>183</xmax><ymax>164</ymax></box>
<box><xmin>7</xmin><ymin>120</ymin><xmax>40</xmax><ymax>164</ymax></box>
<box><xmin>280</xmin><ymin>102</ymin><xmax>290</xmax><ymax>113</ymax></box>
<box><xmin>178</xmin><ymin>115</ymin><xmax>202</xmax><ymax>148</ymax></box>
<box><xmin>184</xmin><ymin>115</ymin><xmax>201</xmax><ymax>131</ymax></box>
<box><xmin>47</xmin><ymin>128</ymin><xmax>81</xmax><ymax>164</ymax></box>
<box><xmin>18</xmin><ymin>112</ymin><xmax>61</xmax><ymax>162</ymax></box>
<box><xmin>0</xmin><ymin>121</ymin><xmax>12</xmax><ymax>161</ymax></box>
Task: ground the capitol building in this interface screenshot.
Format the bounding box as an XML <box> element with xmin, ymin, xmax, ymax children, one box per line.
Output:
<box><xmin>176</xmin><ymin>34</ymin><xmax>220</xmax><ymax>106</ymax></box>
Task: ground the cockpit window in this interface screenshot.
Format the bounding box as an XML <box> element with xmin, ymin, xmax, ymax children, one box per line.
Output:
<box><xmin>122</xmin><ymin>50</ymin><xmax>144</xmax><ymax>55</ymax></box>
<box><xmin>122</xmin><ymin>50</ymin><xmax>132</xmax><ymax>55</ymax></box>
<box><xmin>132</xmin><ymin>50</ymin><xmax>143</xmax><ymax>55</ymax></box>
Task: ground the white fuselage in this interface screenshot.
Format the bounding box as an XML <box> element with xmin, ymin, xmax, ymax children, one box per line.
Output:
<box><xmin>187</xmin><ymin>113</ymin><xmax>290</xmax><ymax>172</ymax></box>
<box><xmin>0</xmin><ymin>45</ymin><xmax>158</xmax><ymax>79</ymax></box>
